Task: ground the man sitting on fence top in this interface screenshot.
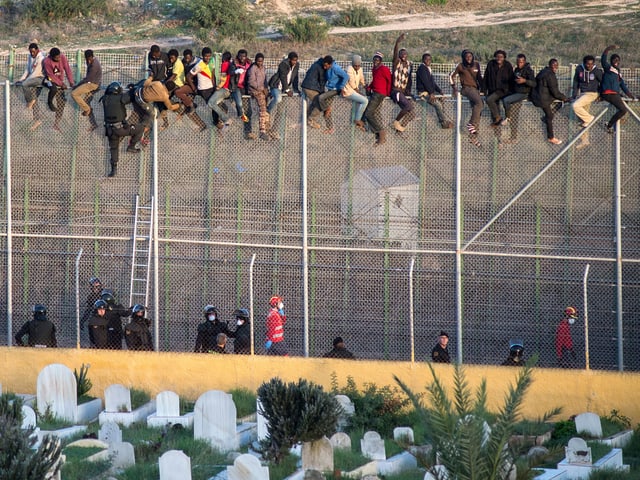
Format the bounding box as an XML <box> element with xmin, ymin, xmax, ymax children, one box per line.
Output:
<box><xmin>15</xmin><ymin>42</ymin><xmax>46</xmax><ymax>130</ymax></box>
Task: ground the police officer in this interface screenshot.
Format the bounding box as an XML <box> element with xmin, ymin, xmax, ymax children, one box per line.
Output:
<box><xmin>124</xmin><ymin>304</ymin><xmax>153</xmax><ymax>351</ymax></box>
<box><xmin>229</xmin><ymin>308</ymin><xmax>251</xmax><ymax>354</ymax></box>
<box><xmin>101</xmin><ymin>290</ymin><xmax>129</xmax><ymax>350</ymax></box>
<box><xmin>80</xmin><ymin>276</ymin><xmax>104</xmax><ymax>330</ymax></box>
<box><xmin>431</xmin><ymin>330</ymin><xmax>450</xmax><ymax>363</ymax></box>
<box><xmin>15</xmin><ymin>304</ymin><xmax>57</xmax><ymax>348</ymax></box>
<box><xmin>501</xmin><ymin>342</ymin><xmax>525</xmax><ymax>366</ymax></box>
<box><xmin>88</xmin><ymin>299</ymin><xmax>109</xmax><ymax>348</ymax></box>
<box><xmin>100</xmin><ymin>81</ymin><xmax>145</xmax><ymax>177</ymax></box>
<box><xmin>194</xmin><ymin>305</ymin><xmax>230</xmax><ymax>353</ymax></box>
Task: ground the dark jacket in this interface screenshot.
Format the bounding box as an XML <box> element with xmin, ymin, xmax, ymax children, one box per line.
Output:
<box><xmin>431</xmin><ymin>343</ymin><xmax>450</xmax><ymax>363</ymax></box>
<box><xmin>509</xmin><ymin>63</ymin><xmax>536</xmax><ymax>95</ymax></box>
<box><xmin>269</xmin><ymin>58</ymin><xmax>300</xmax><ymax>93</ymax></box>
<box><xmin>105</xmin><ymin>302</ymin><xmax>129</xmax><ymax>350</ymax></box>
<box><xmin>228</xmin><ymin>58</ymin><xmax>251</xmax><ymax>94</ymax></box>
<box><xmin>124</xmin><ymin>317</ymin><xmax>153</xmax><ymax>351</ymax></box>
<box><xmin>194</xmin><ymin>320</ymin><xmax>230</xmax><ymax>353</ymax></box>
<box><xmin>572</xmin><ymin>64</ymin><xmax>603</xmax><ymax>96</ymax></box>
<box><xmin>301</xmin><ymin>58</ymin><xmax>326</xmax><ymax>93</ymax></box>
<box><xmin>531</xmin><ymin>67</ymin><xmax>569</xmax><ymax>108</ymax></box>
<box><xmin>483</xmin><ymin>59</ymin><xmax>513</xmax><ymax>97</ymax></box>
<box><xmin>230</xmin><ymin>323</ymin><xmax>251</xmax><ymax>354</ymax></box>
<box><xmin>416</xmin><ymin>63</ymin><xmax>443</xmax><ymax>96</ymax></box>
<box><xmin>148</xmin><ymin>51</ymin><xmax>170</xmax><ymax>82</ymax></box>
<box><xmin>15</xmin><ymin>317</ymin><xmax>57</xmax><ymax>348</ymax></box>
<box><xmin>88</xmin><ymin>313</ymin><xmax>109</xmax><ymax>348</ymax></box>
<box><xmin>323</xmin><ymin>346</ymin><xmax>355</xmax><ymax>359</ymax></box>
<box><xmin>601</xmin><ymin>52</ymin><xmax>631</xmax><ymax>96</ymax></box>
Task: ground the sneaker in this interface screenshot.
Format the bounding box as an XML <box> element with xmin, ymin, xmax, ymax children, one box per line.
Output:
<box><xmin>108</xmin><ymin>165</ymin><xmax>117</xmax><ymax>177</ymax></box>
<box><xmin>52</xmin><ymin>123</ymin><xmax>62</xmax><ymax>132</ymax></box>
<box><xmin>605</xmin><ymin>123</ymin><xmax>614</xmax><ymax>134</ymax></box>
<box><xmin>491</xmin><ymin>118</ymin><xmax>503</xmax><ymax>127</ymax></box>
<box><xmin>127</xmin><ymin>145</ymin><xmax>141</xmax><ymax>153</ymax></box>
<box><xmin>244</xmin><ymin>132</ymin><xmax>257</xmax><ymax>140</ymax></box>
<box><xmin>354</xmin><ymin>120</ymin><xmax>366</xmax><ymax>132</ymax></box>
<box><xmin>30</xmin><ymin>120</ymin><xmax>42</xmax><ymax>131</ymax></box>
<box><xmin>259</xmin><ymin>132</ymin><xmax>271</xmax><ymax>141</ymax></box>
<box><xmin>500</xmin><ymin>118</ymin><xmax>509</xmax><ymax>126</ymax></box>
<box><xmin>140</xmin><ymin>137</ymin><xmax>150</xmax><ymax>146</ymax></box>
<box><xmin>393</xmin><ymin>120</ymin><xmax>406</xmax><ymax>132</ymax></box>
<box><xmin>324</xmin><ymin>127</ymin><xmax>335</xmax><ymax>134</ymax></box>
<box><xmin>241</xmin><ymin>114</ymin><xmax>249</xmax><ymax>123</ymax></box>
<box><xmin>548</xmin><ymin>137</ymin><xmax>562</xmax><ymax>145</ymax></box>
<box><xmin>469</xmin><ymin>135</ymin><xmax>481</xmax><ymax>147</ymax></box>
<box><xmin>185</xmin><ymin>106</ymin><xmax>194</xmax><ymax>115</ymax></box>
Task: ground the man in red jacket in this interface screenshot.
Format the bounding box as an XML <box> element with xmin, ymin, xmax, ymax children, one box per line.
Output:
<box><xmin>363</xmin><ymin>52</ymin><xmax>392</xmax><ymax>145</ymax></box>
<box><xmin>266</xmin><ymin>295</ymin><xmax>288</xmax><ymax>356</ymax></box>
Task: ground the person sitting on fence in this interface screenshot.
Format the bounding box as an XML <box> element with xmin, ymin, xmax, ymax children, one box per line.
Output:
<box><xmin>342</xmin><ymin>54</ymin><xmax>369</xmax><ymax>131</ymax></box>
<box><xmin>42</xmin><ymin>47</ymin><xmax>75</xmax><ymax>132</ymax></box>
<box><xmin>530</xmin><ymin>58</ymin><xmax>570</xmax><ymax>145</ymax></box>
<box><xmin>71</xmin><ymin>49</ymin><xmax>102</xmax><ymax>132</ymax></box>
<box><xmin>15</xmin><ymin>42</ymin><xmax>46</xmax><ymax>131</ymax></box>
<box><xmin>601</xmin><ymin>45</ymin><xmax>636</xmax><ymax>134</ymax></box>
<box><xmin>390</xmin><ymin>33</ymin><xmax>416</xmax><ymax>133</ymax></box>
<box><xmin>449</xmin><ymin>49</ymin><xmax>483</xmax><ymax>147</ymax></box>
<box><xmin>416</xmin><ymin>52</ymin><xmax>453</xmax><ymax>129</ymax></box>
<box><xmin>500</xmin><ymin>53</ymin><xmax>536</xmax><ymax>144</ymax></box>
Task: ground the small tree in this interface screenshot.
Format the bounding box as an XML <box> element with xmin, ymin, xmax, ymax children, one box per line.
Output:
<box><xmin>395</xmin><ymin>361</ymin><xmax>534</xmax><ymax>480</ymax></box>
<box><xmin>187</xmin><ymin>0</ymin><xmax>258</xmax><ymax>40</ymax></box>
<box><xmin>281</xmin><ymin>15</ymin><xmax>330</xmax><ymax>43</ymax></box>
<box><xmin>257</xmin><ymin>378</ymin><xmax>341</xmax><ymax>463</ymax></box>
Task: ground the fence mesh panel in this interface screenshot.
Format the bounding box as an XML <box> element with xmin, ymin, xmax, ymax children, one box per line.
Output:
<box><xmin>2</xmin><ymin>52</ymin><xmax>640</xmax><ymax>370</ymax></box>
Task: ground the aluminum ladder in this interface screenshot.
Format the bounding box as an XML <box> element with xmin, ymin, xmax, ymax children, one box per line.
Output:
<box><xmin>128</xmin><ymin>195</ymin><xmax>154</xmax><ymax>308</ymax></box>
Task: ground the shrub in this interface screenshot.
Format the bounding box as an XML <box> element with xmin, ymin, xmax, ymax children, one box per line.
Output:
<box><xmin>229</xmin><ymin>387</ymin><xmax>257</xmax><ymax>418</ymax></box>
<box><xmin>333</xmin><ymin>5</ymin><xmax>378</xmax><ymax>28</ymax></box>
<box><xmin>281</xmin><ymin>15</ymin><xmax>330</xmax><ymax>43</ymax></box>
<box><xmin>187</xmin><ymin>0</ymin><xmax>258</xmax><ymax>40</ymax></box>
<box><xmin>74</xmin><ymin>363</ymin><xmax>93</xmax><ymax>399</ymax></box>
<box><xmin>423</xmin><ymin>0</ymin><xmax>447</xmax><ymax>4</ymax></box>
<box><xmin>257</xmin><ymin>377</ymin><xmax>340</xmax><ymax>463</ymax></box>
<box><xmin>29</xmin><ymin>0</ymin><xmax>106</xmax><ymax>21</ymax></box>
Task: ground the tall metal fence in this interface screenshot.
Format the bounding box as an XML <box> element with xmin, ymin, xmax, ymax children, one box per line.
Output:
<box><xmin>2</xmin><ymin>52</ymin><xmax>640</xmax><ymax>371</ymax></box>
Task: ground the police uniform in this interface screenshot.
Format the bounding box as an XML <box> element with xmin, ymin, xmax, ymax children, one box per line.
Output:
<box><xmin>88</xmin><ymin>313</ymin><xmax>109</xmax><ymax>348</ymax></box>
<box><xmin>15</xmin><ymin>308</ymin><xmax>57</xmax><ymax>348</ymax></box>
<box><xmin>194</xmin><ymin>320</ymin><xmax>230</xmax><ymax>353</ymax></box>
<box><xmin>231</xmin><ymin>321</ymin><xmax>251</xmax><ymax>354</ymax></box>
<box><xmin>431</xmin><ymin>343</ymin><xmax>450</xmax><ymax>363</ymax></box>
<box><xmin>124</xmin><ymin>317</ymin><xmax>153</xmax><ymax>351</ymax></box>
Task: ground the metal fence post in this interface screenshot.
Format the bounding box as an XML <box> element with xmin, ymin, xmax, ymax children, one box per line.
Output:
<box><xmin>614</xmin><ymin>123</ymin><xmax>623</xmax><ymax>371</ymax></box>
<box><xmin>409</xmin><ymin>257</ymin><xmax>415</xmax><ymax>364</ymax></box>
<box><xmin>249</xmin><ymin>253</ymin><xmax>257</xmax><ymax>356</ymax></box>
<box><xmin>5</xmin><ymin>80</ymin><xmax>13</xmax><ymax>346</ymax></box>
<box><xmin>75</xmin><ymin>248</ymin><xmax>83</xmax><ymax>348</ymax></box>
<box><xmin>302</xmin><ymin>96</ymin><xmax>309</xmax><ymax>358</ymax></box>
<box><xmin>454</xmin><ymin>90</ymin><xmax>463</xmax><ymax>364</ymax></box>
<box><xmin>583</xmin><ymin>264</ymin><xmax>590</xmax><ymax>370</ymax></box>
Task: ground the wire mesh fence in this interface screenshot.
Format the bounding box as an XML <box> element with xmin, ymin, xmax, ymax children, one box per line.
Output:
<box><xmin>2</xmin><ymin>51</ymin><xmax>640</xmax><ymax>371</ymax></box>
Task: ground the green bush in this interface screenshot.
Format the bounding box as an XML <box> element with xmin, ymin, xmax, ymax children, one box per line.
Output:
<box><xmin>29</xmin><ymin>0</ymin><xmax>106</xmax><ymax>21</ymax></box>
<box><xmin>423</xmin><ymin>0</ymin><xmax>447</xmax><ymax>4</ymax></box>
<box><xmin>74</xmin><ymin>363</ymin><xmax>93</xmax><ymax>399</ymax></box>
<box><xmin>187</xmin><ymin>0</ymin><xmax>258</xmax><ymax>40</ymax></box>
<box><xmin>229</xmin><ymin>387</ymin><xmax>257</xmax><ymax>418</ymax></box>
<box><xmin>281</xmin><ymin>15</ymin><xmax>330</xmax><ymax>43</ymax></box>
<box><xmin>333</xmin><ymin>5</ymin><xmax>378</xmax><ymax>27</ymax></box>
<box><xmin>257</xmin><ymin>377</ymin><xmax>340</xmax><ymax>463</ymax></box>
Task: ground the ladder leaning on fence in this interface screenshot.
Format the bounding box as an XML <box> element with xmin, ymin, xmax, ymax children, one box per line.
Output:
<box><xmin>129</xmin><ymin>194</ymin><xmax>154</xmax><ymax>309</ymax></box>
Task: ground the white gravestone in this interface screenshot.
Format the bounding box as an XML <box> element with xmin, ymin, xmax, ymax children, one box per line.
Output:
<box><xmin>565</xmin><ymin>437</ymin><xmax>592</xmax><ymax>464</ymax></box>
<box><xmin>256</xmin><ymin>398</ymin><xmax>269</xmax><ymax>441</ymax></box>
<box><xmin>104</xmin><ymin>384</ymin><xmax>132</xmax><ymax>413</ymax></box>
<box><xmin>227</xmin><ymin>453</ymin><xmax>270</xmax><ymax>480</ymax></box>
<box><xmin>302</xmin><ymin>436</ymin><xmax>334</xmax><ymax>472</ymax></box>
<box><xmin>425</xmin><ymin>465</ymin><xmax>450</xmax><ymax>480</ymax></box>
<box><xmin>330</xmin><ymin>432</ymin><xmax>351</xmax><ymax>450</ymax></box>
<box><xmin>156</xmin><ymin>391</ymin><xmax>180</xmax><ymax>417</ymax></box>
<box><xmin>575</xmin><ymin>412</ymin><xmax>603</xmax><ymax>438</ymax></box>
<box><xmin>108</xmin><ymin>441</ymin><xmax>136</xmax><ymax>469</ymax></box>
<box><xmin>36</xmin><ymin>364</ymin><xmax>77</xmax><ymax>422</ymax></box>
<box><xmin>393</xmin><ymin>426</ymin><xmax>414</xmax><ymax>444</ymax></box>
<box><xmin>21</xmin><ymin>405</ymin><xmax>37</xmax><ymax>429</ymax></box>
<box><xmin>361</xmin><ymin>431</ymin><xmax>386</xmax><ymax>460</ymax></box>
<box><xmin>159</xmin><ymin>450</ymin><xmax>192</xmax><ymax>480</ymax></box>
<box><xmin>335</xmin><ymin>395</ymin><xmax>355</xmax><ymax>431</ymax></box>
<box><xmin>194</xmin><ymin>390</ymin><xmax>239</xmax><ymax>452</ymax></box>
<box><xmin>99</xmin><ymin>421</ymin><xmax>122</xmax><ymax>445</ymax></box>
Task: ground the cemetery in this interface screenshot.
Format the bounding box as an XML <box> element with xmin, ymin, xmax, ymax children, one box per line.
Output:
<box><xmin>2</xmin><ymin>361</ymin><xmax>640</xmax><ymax>479</ymax></box>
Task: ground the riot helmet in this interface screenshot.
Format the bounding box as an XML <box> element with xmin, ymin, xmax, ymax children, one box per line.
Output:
<box><xmin>105</xmin><ymin>82</ymin><xmax>122</xmax><ymax>95</ymax></box>
<box><xmin>234</xmin><ymin>308</ymin><xmax>250</xmax><ymax>320</ymax></box>
<box><xmin>33</xmin><ymin>304</ymin><xmax>47</xmax><ymax>321</ymax></box>
<box><xmin>94</xmin><ymin>299</ymin><xmax>108</xmax><ymax>312</ymax></box>
<box><xmin>203</xmin><ymin>305</ymin><xmax>219</xmax><ymax>321</ymax></box>
<box><xmin>132</xmin><ymin>304</ymin><xmax>145</xmax><ymax>316</ymax></box>
<box><xmin>101</xmin><ymin>291</ymin><xmax>115</xmax><ymax>306</ymax></box>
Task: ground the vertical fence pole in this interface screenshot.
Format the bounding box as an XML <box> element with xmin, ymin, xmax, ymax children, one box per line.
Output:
<box><xmin>75</xmin><ymin>248</ymin><xmax>83</xmax><ymax>348</ymax></box>
<box><xmin>583</xmin><ymin>264</ymin><xmax>590</xmax><ymax>370</ymax></box>
<box><xmin>409</xmin><ymin>257</ymin><xmax>415</xmax><ymax>364</ymax></box>
<box><xmin>454</xmin><ymin>91</ymin><xmax>463</xmax><ymax>364</ymax></box>
<box><xmin>9</xmin><ymin>47</ymin><xmax>16</xmax><ymax>83</ymax></box>
<box><xmin>302</xmin><ymin>96</ymin><xmax>309</xmax><ymax>357</ymax></box>
<box><xmin>152</xmin><ymin>114</ymin><xmax>159</xmax><ymax>351</ymax></box>
<box><xmin>614</xmin><ymin>123</ymin><xmax>623</xmax><ymax>371</ymax></box>
<box><xmin>249</xmin><ymin>253</ymin><xmax>257</xmax><ymax>356</ymax></box>
<box><xmin>5</xmin><ymin>81</ymin><xmax>13</xmax><ymax>345</ymax></box>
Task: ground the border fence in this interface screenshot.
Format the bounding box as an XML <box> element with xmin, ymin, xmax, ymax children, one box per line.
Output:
<box><xmin>2</xmin><ymin>50</ymin><xmax>640</xmax><ymax>371</ymax></box>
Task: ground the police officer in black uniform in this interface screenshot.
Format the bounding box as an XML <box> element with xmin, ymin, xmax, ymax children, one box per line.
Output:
<box><xmin>101</xmin><ymin>290</ymin><xmax>130</xmax><ymax>350</ymax></box>
<box><xmin>124</xmin><ymin>304</ymin><xmax>153</xmax><ymax>351</ymax></box>
<box><xmin>88</xmin><ymin>299</ymin><xmax>110</xmax><ymax>348</ymax></box>
<box><xmin>15</xmin><ymin>304</ymin><xmax>57</xmax><ymax>348</ymax></box>
<box><xmin>194</xmin><ymin>305</ymin><xmax>230</xmax><ymax>353</ymax></box>
<box><xmin>501</xmin><ymin>342</ymin><xmax>525</xmax><ymax>366</ymax></box>
<box><xmin>100</xmin><ymin>81</ymin><xmax>146</xmax><ymax>177</ymax></box>
<box><xmin>431</xmin><ymin>330</ymin><xmax>451</xmax><ymax>363</ymax></box>
<box><xmin>229</xmin><ymin>308</ymin><xmax>251</xmax><ymax>354</ymax></box>
<box><xmin>80</xmin><ymin>276</ymin><xmax>103</xmax><ymax>330</ymax></box>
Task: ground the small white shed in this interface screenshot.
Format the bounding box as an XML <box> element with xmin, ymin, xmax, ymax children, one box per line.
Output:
<box><xmin>340</xmin><ymin>165</ymin><xmax>419</xmax><ymax>248</ymax></box>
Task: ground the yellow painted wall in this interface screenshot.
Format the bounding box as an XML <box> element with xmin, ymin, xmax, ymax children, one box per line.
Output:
<box><xmin>2</xmin><ymin>347</ymin><xmax>639</xmax><ymax>423</ymax></box>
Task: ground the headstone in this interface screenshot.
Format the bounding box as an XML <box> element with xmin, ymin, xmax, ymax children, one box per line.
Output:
<box><xmin>330</xmin><ymin>432</ymin><xmax>351</xmax><ymax>450</ymax></box>
<box><xmin>378</xmin><ymin>451</ymin><xmax>417</xmax><ymax>476</ymax></box>
<box><xmin>156</xmin><ymin>391</ymin><xmax>180</xmax><ymax>417</ymax></box>
<box><xmin>159</xmin><ymin>450</ymin><xmax>192</xmax><ymax>480</ymax></box>
<box><xmin>99</xmin><ymin>421</ymin><xmax>122</xmax><ymax>445</ymax></box>
<box><xmin>361</xmin><ymin>431</ymin><xmax>386</xmax><ymax>460</ymax></box>
<box><xmin>393</xmin><ymin>426</ymin><xmax>414</xmax><ymax>444</ymax></box>
<box><xmin>335</xmin><ymin>395</ymin><xmax>355</xmax><ymax>431</ymax></box>
<box><xmin>36</xmin><ymin>364</ymin><xmax>77</xmax><ymax>422</ymax></box>
<box><xmin>302</xmin><ymin>436</ymin><xmax>333</xmax><ymax>472</ymax></box>
<box><xmin>565</xmin><ymin>437</ymin><xmax>592</xmax><ymax>464</ymax></box>
<box><xmin>575</xmin><ymin>412</ymin><xmax>603</xmax><ymax>438</ymax></box>
<box><xmin>425</xmin><ymin>465</ymin><xmax>449</xmax><ymax>480</ymax></box>
<box><xmin>108</xmin><ymin>441</ymin><xmax>136</xmax><ymax>469</ymax></box>
<box><xmin>304</xmin><ymin>470</ymin><xmax>324</xmax><ymax>480</ymax></box>
<box><xmin>194</xmin><ymin>390</ymin><xmax>239</xmax><ymax>452</ymax></box>
<box><xmin>104</xmin><ymin>384</ymin><xmax>132</xmax><ymax>413</ymax></box>
<box><xmin>227</xmin><ymin>453</ymin><xmax>269</xmax><ymax>480</ymax></box>
<box><xmin>256</xmin><ymin>398</ymin><xmax>269</xmax><ymax>441</ymax></box>
<box><xmin>21</xmin><ymin>405</ymin><xmax>37</xmax><ymax>429</ymax></box>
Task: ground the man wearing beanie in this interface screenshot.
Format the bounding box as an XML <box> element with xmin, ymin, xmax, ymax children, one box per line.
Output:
<box><xmin>363</xmin><ymin>51</ymin><xmax>392</xmax><ymax>145</ymax></box>
<box><xmin>342</xmin><ymin>54</ymin><xmax>369</xmax><ymax>131</ymax></box>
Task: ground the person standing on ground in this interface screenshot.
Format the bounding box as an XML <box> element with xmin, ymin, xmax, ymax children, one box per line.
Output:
<box><xmin>323</xmin><ymin>336</ymin><xmax>355</xmax><ymax>359</ymax></box>
<box><xmin>15</xmin><ymin>43</ymin><xmax>46</xmax><ymax>130</ymax></box>
<box><xmin>266</xmin><ymin>296</ymin><xmax>288</xmax><ymax>356</ymax></box>
<box><xmin>88</xmin><ymin>299</ymin><xmax>109</xmax><ymax>348</ymax></box>
<box><xmin>194</xmin><ymin>305</ymin><xmax>230</xmax><ymax>353</ymax></box>
<box><xmin>601</xmin><ymin>45</ymin><xmax>635</xmax><ymax>134</ymax></box>
<box><xmin>229</xmin><ymin>308</ymin><xmax>251</xmax><ymax>354</ymax></box>
<box><xmin>431</xmin><ymin>330</ymin><xmax>450</xmax><ymax>363</ymax></box>
<box><xmin>42</xmin><ymin>47</ymin><xmax>75</xmax><ymax>131</ymax></box>
<box><xmin>124</xmin><ymin>304</ymin><xmax>154</xmax><ymax>351</ymax></box>
<box><xmin>531</xmin><ymin>58</ymin><xmax>570</xmax><ymax>145</ymax></box>
<box><xmin>15</xmin><ymin>304</ymin><xmax>57</xmax><ymax>348</ymax></box>
<box><xmin>555</xmin><ymin>306</ymin><xmax>578</xmax><ymax>368</ymax></box>
<box><xmin>363</xmin><ymin>51</ymin><xmax>392</xmax><ymax>145</ymax></box>
<box><xmin>72</xmin><ymin>49</ymin><xmax>102</xmax><ymax>132</ymax></box>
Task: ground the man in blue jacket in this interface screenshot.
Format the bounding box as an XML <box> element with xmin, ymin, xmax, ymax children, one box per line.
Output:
<box><xmin>306</xmin><ymin>55</ymin><xmax>348</xmax><ymax>134</ymax></box>
<box><xmin>601</xmin><ymin>45</ymin><xmax>635</xmax><ymax>134</ymax></box>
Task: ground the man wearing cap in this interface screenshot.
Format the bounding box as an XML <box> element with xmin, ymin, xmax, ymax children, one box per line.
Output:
<box><xmin>342</xmin><ymin>55</ymin><xmax>368</xmax><ymax>131</ymax></box>
<box><xmin>323</xmin><ymin>336</ymin><xmax>355</xmax><ymax>359</ymax></box>
<box><xmin>266</xmin><ymin>296</ymin><xmax>288</xmax><ymax>356</ymax></box>
<box><xmin>363</xmin><ymin>51</ymin><xmax>392</xmax><ymax>145</ymax></box>
<box><xmin>431</xmin><ymin>330</ymin><xmax>450</xmax><ymax>363</ymax></box>
<box><xmin>555</xmin><ymin>306</ymin><xmax>578</xmax><ymax>368</ymax></box>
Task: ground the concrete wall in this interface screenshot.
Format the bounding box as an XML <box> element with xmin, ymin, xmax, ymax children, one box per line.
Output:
<box><xmin>2</xmin><ymin>347</ymin><xmax>639</xmax><ymax>423</ymax></box>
